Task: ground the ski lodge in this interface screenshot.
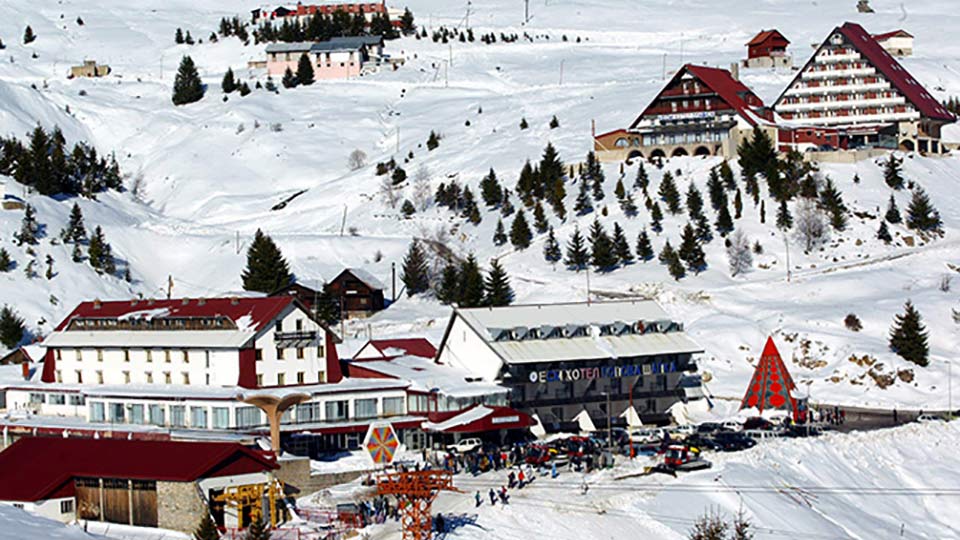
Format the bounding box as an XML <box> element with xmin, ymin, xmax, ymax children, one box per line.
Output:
<box><xmin>0</xmin><ymin>437</ymin><xmax>279</xmax><ymax>532</ymax></box>
<box><xmin>744</xmin><ymin>29</ymin><xmax>792</xmax><ymax>69</ymax></box>
<box><xmin>251</xmin><ymin>2</ymin><xmax>405</xmax><ymax>27</ymax></box>
<box><xmin>264</xmin><ymin>36</ymin><xmax>384</xmax><ymax>79</ymax></box>
<box><xmin>434</xmin><ymin>301</ymin><xmax>705</xmax><ymax>431</ymax></box>
<box><xmin>271</xmin><ymin>268</ymin><xmax>388</xmax><ymax>320</ymax></box>
<box><xmin>872</xmin><ymin>29</ymin><xmax>913</xmax><ymax>57</ymax></box>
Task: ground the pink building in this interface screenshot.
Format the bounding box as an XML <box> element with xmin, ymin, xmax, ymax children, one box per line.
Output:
<box><xmin>265</xmin><ymin>36</ymin><xmax>384</xmax><ymax>79</ymax></box>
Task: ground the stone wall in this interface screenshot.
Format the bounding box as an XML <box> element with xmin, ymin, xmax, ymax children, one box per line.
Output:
<box><xmin>157</xmin><ymin>481</ymin><xmax>207</xmax><ymax>533</ymax></box>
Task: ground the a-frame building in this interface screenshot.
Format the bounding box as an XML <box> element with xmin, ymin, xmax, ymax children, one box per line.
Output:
<box><xmin>740</xmin><ymin>337</ymin><xmax>799</xmax><ymax>419</ymax></box>
<box><xmin>774</xmin><ymin>22</ymin><xmax>955</xmax><ymax>154</ymax></box>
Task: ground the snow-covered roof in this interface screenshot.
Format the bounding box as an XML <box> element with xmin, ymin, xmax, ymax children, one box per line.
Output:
<box><xmin>351</xmin><ymin>356</ymin><xmax>507</xmax><ymax>397</ymax></box>
<box><xmin>353</xmin><ymin>338</ymin><xmax>437</xmax><ymax>360</ymax></box>
<box><xmin>422</xmin><ymin>405</ymin><xmax>493</xmax><ymax>432</ymax></box>
<box><xmin>238</xmin><ymin>377</ymin><xmax>409</xmax><ymax>402</ymax></box>
<box><xmin>340</xmin><ymin>267</ymin><xmax>385</xmax><ymax>290</ymax></box>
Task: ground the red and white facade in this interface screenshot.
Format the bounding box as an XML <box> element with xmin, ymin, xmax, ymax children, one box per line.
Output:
<box><xmin>775</xmin><ymin>22</ymin><xmax>954</xmax><ymax>153</ymax></box>
<box><xmin>744</xmin><ymin>29</ymin><xmax>792</xmax><ymax>69</ymax></box>
<box><xmin>252</xmin><ymin>2</ymin><xmax>404</xmax><ymax>27</ymax></box>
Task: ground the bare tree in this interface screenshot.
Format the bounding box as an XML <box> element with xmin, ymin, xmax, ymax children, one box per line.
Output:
<box><xmin>794</xmin><ymin>200</ymin><xmax>828</xmax><ymax>251</ymax></box>
<box><xmin>413</xmin><ymin>165</ymin><xmax>432</xmax><ymax>211</ymax></box>
<box><xmin>379</xmin><ymin>175</ymin><xmax>401</xmax><ymax>209</ymax></box>
<box><xmin>726</xmin><ymin>229</ymin><xmax>753</xmax><ymax>277</ymax></box>
<box><xmin>348</xmin><ymin>148</ymin><xmax>368</xmax><ymax>171</ymax></box>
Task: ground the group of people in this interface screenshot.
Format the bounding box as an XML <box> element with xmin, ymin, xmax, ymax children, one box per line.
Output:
<box><xmin>818</xmin><ymin>406</ymin><xmax>847</xmax><ymax>426</ymax></box>
<box><xmin>474</xmin><ymin>464</ymin><xmax>538</xmax><ymax>508</ymax></box>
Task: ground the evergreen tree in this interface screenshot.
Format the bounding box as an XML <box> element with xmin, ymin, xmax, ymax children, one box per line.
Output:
<box><xmin>221</xmin><ymin>67</ymin><xmax>237</xmax><ymax>93</ymax></box>
<box><xmin>484</xmin><ymin>259</ymin><xmax>514</xmax><ymax>306</ymax></box>
<box><xmin>282</xmin><ymin>67</ymin><xmax>297</xmax><ymax>88</ymax></box>
<box><xmin>686</xmin><ymin>182</ymin><xmax>704</xmax><ymax>218</ymax></box>
<box><xmin>426</xmin><ymin>131</ymin><xmax>440</xmax><ymax>151</ymax></box>
<box><xmin>509</xmin><ymin>210</ymin><xmax>533</xmax><ymax>250</ymax></box>
<box><xmin>184</xmin><ymin>31</ymin><xmax>194</xmax><ymax>45</ymax></box>
<box><xmin>888</xmin><ymin>301</ymin><xmax>929</xmax><ymax>367</ymax></box>
<box><xmin>458</xmin><ymin>255</ymin><xmax>485</xmax><ymax>307</ymax></box>
<box><xmin>588</xmin><ymin>157</ymin><xmax>605</xmax><ymax>201</ymax></box>
<box><xmin>744</xmin><ymin>172</ymin><xmax>760</xmax><ymax>205</ymax></box>
<box><xmin>515</xmin><ymin>160</ymin><xmax>537</xmax><ymax>206</ymax></box>
<box><xmin>734</xmin><ymin>189</ymin><xmax>743</xmax><ymax>219</ymax></box>
<box><xmin>715</xmin><ymin>201</ymin><xmax>734</xmax><ymax>236</ymax></box>
<box><xmin>193</xmin><ymin>514</ymin><xmax>220</xmax><ymax>540</ymax></box>
<box><xmin>564</xmin><ymin>226</ymin><xmax>589</xmax><ymax>270</ymax></box>
<box><xmin>0</xmin><ymin>248</ymin><xmax>11</xmax><ymax>272</ymax></box>
<box><xmin>706</xmin><ymin>167</ymin><xmax>725</xmax><ymax>211</ymax></box>
<box><xmin>658</xmin><ymin>171</ymin><xmax>682</xmax><ymax>214</ymax></box>
<box><xmin>500</xmin><ymin>189</ymin><xmax>515</xmax><ymax>217</ymax></box>
<box><xmin>658</xmin><ymin>239</ymin><xmax>675</xmax><ymax>265</ymax></box>
<box><xmin>540</xmin><ymin>143</ymin><xmax>567</xmax><ymax>218</ymax></box>
<box><xmin>636</xmin><ymin>229</ymin><xmax>654</xmax><ymax>261</ymax></box>
<box><xmin>574</xmin><ymin>179</ymin><xmax>593</xmax><ymax>215</ymax></box>
<box><xmin>877</xmin><ymin>220</ymin><xmax>892</xmax><ymax>243</ymax></box>
<box><xmin>314</xmin><ymin>283</ymin><xmax>341</xmax><ymax>326</ymax></box>
<box><xmin>818</xmin><ymin>178</ymin><xmax>848</xmax><ymax>231</ymax></box>
<box><xmin>589</xmin><ymin>219</ymin><xmax>618</xmax><ymax>272</ymax></box>
<box><xmin>241</xmin><ymin>229</ymin><xmax>291</xmax><ymax>292</ymax></box>
<box><xmin>799</xmin><ymin>174</ymin><xmax>818</xmax><ymax>199</ymax></box>
<box><xmin>650</xmin><ymin>201</ymin><xmax>664</xmax><ymax>233</ymax></box>
<box><xmin>634</xmin><ymin>162</ymin><xmax>650</xmax><ymax>191</ymax></box>
<box><xmin>738</xmin><ymin>128</ymin><xmax>776</xmax><ymax>179</ymax></box>
<box><xmin>479</xmin><ymin>168</ymin><xmax>503</xmax><ymax>208</ymax></box>
<box><xmin>619</xmin><ymin>193</ymin><xmax>639</xmax><ymax>217</ymax></box>
<box><xmin>519</xmin><ymin>117</ymin><xmax>529</xmax><ymax>130</ymax></box>
<box><xmin>175</xmin><ymin>27</ymin><xmax>184</xmax><ymax>44</ymax></box>
<box><xmin>87</xmin><ymin>226</ymin><xmax>116</xmax><ymax>275</ymax></box>
<box><xmin>63</xmin><ymin>203</ymin><xmax>86</xmax><ymax>244</ymax></box>
<box><xmin>493</xmin><ymin>218</ymin><xmax>507</xmax><ymax>246</ymax></box>
<box><xmin>243</xmin><ymin>516</ymin><xmax>271</xmax><ymax>540</ymax></box>
<box><xmin>172</xmin><ymin>56</ymin><xmax>204</xmax><ymax>105</ymax></box>
<box><xmin>400</xmin><ymin>240</ymin><xmax>430</xmax><ymax>296</ymax></box>
<box><xmin>614</xmin><ymin>178</ymin><xmax>626</xmax><ymax>201</ymax></box>
<box><xmin>906</xmin><ymin>188</ymin><xmax>942</xmax><ymax>232</ymax></box>
<box><xmin>776</xmin><ymin>199</ymin><xmax>792</xmax><ymax>230</ymax></box>
<box><xmin>401</xmin><ymin>199</ymin><xmax>416</xmax><ymax>218</ymax></box>
<box><xmin>15</xmin><ymin>204</ymin><xmax>40</xmax><ymax>246</ymax></box>
<box><xmin>532</xmin><ymin>200</ymin><xmax>549</xmax><ymax>233</ymax></box>
<box><xmin>719</xmin><ymin>160</ymin><xmax>736</xmax><ymax>191</ymax></box>
<box><xmin>296</xmin><ymin>53</ymin><xmax>315</xmax><ymax>85</ymax></box>
<box><xmin>400</xmin><ymin>8</ymin><xmax>416</xmax><ymax>34</ymax></box>
<box><xmin>678</xmin><ymin>223</ymin><xmax>707</xmax><ymax>273</ymax></box>
<box><xmin>760</xmin><ymin>199</ymin><xmax>766</xmax><ymax>224</ymax></box>
<box><xmin>461</xmin><ymin>187</ymin><xmax>480</xmax><ymax>223</ymax></box>
<box><xmin>0</xmin><ymin>305</ymin><xmax>25</xmax><ymax>349</ymax></box>
<box><xmin>436</xmin><ymin>262</ymin><xmax>460</xmax><ymax>305</ymax></box>
<box><xmin>883</xmin><ymin>153</ymin><xmax>905</xmax><ymax>190</ymax></box>
<box><xmin>695</xmin><ymin>213</ymin><xmax>714</xmax><ymax>244</ymax></box>
<box><xmin>23</xmin><ymin>26</ymin><xmax>37</xmax><ymax>44</ymax></box>
<box><xmin>45</xmin><ymin>254</ymin><xmax>54</xmax><ymax>279</ymax></box>
<box><xmin>549</xmin><ymin>115</ymin><xmax>560</xmax><ymax>129</ymax></box>
<box><xmin>885</xmin><ymin>194</ymin><xmax>902</xmax><ymax>224</ymax></box>
<box><xmin>543</xmin><ymin>226</ymin><xmax>562</xmax><ymax>264</ymax></box>
<box><xmin>612</xmin><ymin>223</ymin><xmax>633</xmax><ymax>265</ymax></box>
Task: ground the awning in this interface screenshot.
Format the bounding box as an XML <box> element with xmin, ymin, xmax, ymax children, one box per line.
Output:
<box><xmin>422</xmin><ymin>405</ymin><xmax>534</xmax><ymax>434</ymax></box>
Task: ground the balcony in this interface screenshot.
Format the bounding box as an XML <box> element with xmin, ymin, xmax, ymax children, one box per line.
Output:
<box><xmin>784</xmin><ymin>80</ymin><xmax>891</xmax><ymax>97</ymax></box>
<box><xmin>802</xmin><ymin>67</ymin><xmax>876</xmax><ymax>80</ymax></box>
<box><xmin>274</xmin><ymin>331</ymin><xmax>321</xmax><ymax>348</ymax></box>
<box><xmin>776</xmin><ymin>95</ymin><xmax>906</xmax><ymax>113</ymax></box>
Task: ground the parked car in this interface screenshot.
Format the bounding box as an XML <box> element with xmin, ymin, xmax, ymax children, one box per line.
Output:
<box><xmin>742</xmin><ymin>417</ymin><xmax>776</xmax><ymax>431</ymax></box>
<box><xmin>620</xmin><ymin>441</ymin><xmax>662</xmax><ymax>457</ymax></box>
<box><xmin>712</xmin><ymin>431</ymin><xmax>756</xmax><ymax>452</ymax></box>
<box><xmin>683</xmin><ymin>434</ymin><xmax>720</xmax><ymax>451</ymax></box>
<box><xmin>917</xmin><ymin>414</ymin><xmax>947</xmax><ymax>423</ymax></box>
<box><xmin>446</xmin><ymin>438</ymin><xmax>483</xmax><ymax>453</ymax></box>
<box><xmin>720</xmin><ymin>421</ymin><xmax>744</xmax><ymax>432</ymax></box>
<box><xmin>743</xmin><ymin>428</ymin><xmax>785</xmax><ymax>441</ymax></box>
<box><xmin>668</xmin><ymin>424</ymin><xmax>696</xmax><ymax>438</ymax></box>
<box><xmin>696</xmin><ymin>422</ymin><xmax>724</xmax><ymax>434</ymax></box>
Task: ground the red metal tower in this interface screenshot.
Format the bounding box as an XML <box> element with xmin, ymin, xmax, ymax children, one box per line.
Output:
<box><xmin>376</xmin><ymin>470</ymin><xmax>457</xmax><ymax>540</ymax></box>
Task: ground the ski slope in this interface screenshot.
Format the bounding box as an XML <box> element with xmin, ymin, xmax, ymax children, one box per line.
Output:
<box><xmin>0</xmin><ymin>0</ymin><xmax>958</xmax><ymax>410</ymax></box>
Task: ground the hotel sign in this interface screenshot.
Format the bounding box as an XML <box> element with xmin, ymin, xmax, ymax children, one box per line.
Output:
<box><xmin>529</xmin><ymin>364</ymin><xmax>656</xmax><ymax>384</ymax></box>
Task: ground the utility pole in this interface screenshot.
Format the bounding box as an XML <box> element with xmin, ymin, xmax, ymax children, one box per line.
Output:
<box><xmin>783</xmin><ymin>232</ymin><xmax>792</xmax><ymax>282</ymax></box>
<box><xmin>236</xmin><ymin>231</ymin><xmax>241</xmax><ymax>254</ymax></box>
<box><xmin>166</xmin><ymin>275</ymin><xmax>174</xmax><ymax>300</ymax></box>
<box><xmin>606</xmin><ymin>391</ymin><xmax>612</xmax><ymax>456</ymax></box>
<box><xmin>524</xmin><ymin>0</ymin><xmax>530</xmax><ymax>23</ymax></box>
<box><xmin>584</xmin><ymin>265</ymin><xmax>591</xmax><ymax>305</ymax></box>
<box><xmin>391</xmin><ymin>262</ymin><xmax>397</xmax><ymax>302</ymax></box>
<box><xmin>662</xmin><ymin>53</ymin><xmax>667</xmax><ymax>81</ymax></box>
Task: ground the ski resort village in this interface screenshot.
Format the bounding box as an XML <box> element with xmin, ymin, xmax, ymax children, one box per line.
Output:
<box><xmin>3</xmin><ymin>0</ymin><xmax>960</xmax><ymax>539</ymax></box>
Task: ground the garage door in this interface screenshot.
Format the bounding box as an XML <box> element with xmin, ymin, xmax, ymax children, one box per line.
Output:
<box><xmin>102</xmin><ymin>478</ymin><xmax>130</xmax><ymax>524</ymax></box>
<box><xmin>75</xmin><ymin>478</ymin><xmax>101</xmax><ymax>521</ymax></box>
<box><xmin>131</xmin><ymin>480</ymin><xmax>158</xmax><ymax>527</ymax></box>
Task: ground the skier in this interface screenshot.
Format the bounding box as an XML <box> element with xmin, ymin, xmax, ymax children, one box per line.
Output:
<box><xmin>499</xmin><ymin>486</ymin><xmax>509</xmax><ymax>505</ymax></box>
<box><xmin>508</xmin><ymin>471</ymin><xmax>516</xmax><ymax>488</ymax></box>
<box><xmin>518</xmin><ymin>469</ymin><xmax>526</xmax><ymax>489</ymax></box>
<box><xmin>489</xmin><ymin>488</ymin><xmax>497</xmax><ymax>506</ymax></box>
<box><xmin>551</xmin><ymin>462</ymin><xmax>558</xmax><ymax>479</ymax></box>
<box><xmin>475</xmin><ymin>491</ymin><xmax>482</xmax><ymax>507</ymax></box>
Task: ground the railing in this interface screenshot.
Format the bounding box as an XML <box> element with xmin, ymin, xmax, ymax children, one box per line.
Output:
<box><xmin>274</xmin><ymin>331</ymin><xmax>319</xmax><ymax>342</ymax></box>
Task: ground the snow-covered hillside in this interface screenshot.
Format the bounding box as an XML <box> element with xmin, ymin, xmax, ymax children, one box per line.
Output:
<box><xmin>0</xmin><ymin>0</ymin><xmax>959</xmax><ymax>408</ymax></box>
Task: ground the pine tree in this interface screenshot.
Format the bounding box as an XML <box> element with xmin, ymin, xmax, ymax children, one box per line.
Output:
<box><xmin>760</xmin><ymin>199</ymin><xmax>766</xmax><ymax>224</ymax></box>
<box><xmin>45</xmin><ymin>254</ymin><xmax>54</xmax><ymax>280</ymax></box>
<box><xmin>282</xmin><ymin>67</ymin><xmax>297</xmax><ymax>88</ymax></box>
<box><xmin>745</xmin><ymin>172</ymin><xmax>760</xmax><ymax>205</ymax></box>
<box><xmin>650</xmin><ymin>202</ymin><xmax>664</xmax><ymax>233</ymax></box>
<box><xmin>715</xmin><ymin>201</ymin><xmax>734</xmax><ymax>236</ymax></box>
<box><xmin>15</xmin><ymin>204</ymin><xmax>40</xmax><ymax>246</ymax></box>
<box><xmin>400</xmin><ymin>8</ymin><xmax>416</xmax><ymax>34</ymax></box>
<box><xmin>493</xmin><ymin>218</ymin><xmax>507</xmax><ymax>246</ymax></box>
<box><xmin>612</xmin><ymin>223</ymin><xmax>633</xmax><ymax>265</ymax></box>
<box><xmin>484</xmin><ymin>259</ymin><xmax>514</xmax><ymax>306</ymax></box>
<box><xmin>543</xmin><ymin>226</ymin><xmax>562</xmax><ymax>264</ymax></box>
<box><xmin>707</xmin><ymin>167</ymin><xmax>725</xmax><ymax>211</ymax></box>
<box><xmin>221</xmin><ymin>67</ymin><xmax>237</xmax><ymax>93</ymax></box>
<box><xmin>906</xmin><ymin>188</ymin><xmax>942</xmax><ymax>232</ymax></box>
<box><xmin>63</xmin><ymin>203</ymin><xmax>86</xmax><ymax>244</ymax></box>
<box><xmin>589</xmin><ymin>162</ymin><xmax>605</xmax><ymax>201</ymax></box>
<box><xmin>296</xmin><ymin>53</ymin><xmax>315</xmax><ymax>85</ymax></box>
<box><xmin>589</xmin><ymin>219</ymin><xmax>618</xmax><ymax>272</ymax></box>
<box><xmin>658</xmin><ymin>171</ymin><xmax>682</xmax><ymax>214</ymax></box>
<box><xmin>565</xmin><ymin>226</ymin><xmax>589</xmax><ymax>270</ymax></box>
<box><xmin>436</xmin><ymin>262</ymin><xmax>460</xmax><ymax>305</ymax></box>
<box><xmin>614</xmin><ymin>178</ymin><xmax>626</xmax><ymax>201</ymax></box>
<box><xmin>479</xmin><ymin>168</ymin><xmax>503</xmax><ymax>208</ymax></box>
<box><xmin>184</xmin><ymin>31</ymin><xmax>195</xmax><ymax>45</ymax></box>
<box><xmin>619</xmin><ymin>193</ymin><xmax>639</xmax><ymax>217</ymax></box>
<box><xmin>734</xmin><ymin>189</ymin><xmax>743</xmax><ymax>219</ymax></box>
<box><xmin>636</xmin><ymin>229</ymin><xmax>654</xmax><ymax>261</ymax></box>
<box><xmin>0</xmin><ymin>305</ymin><xmax>25</xmax><ymax>349</ymax></box>
<box><xmin>426</xmin><ymin>131</ymin><xmax>441</xmax><ymax>151</ymax></box>
<box><xmin>695</xmin><ymin>213</ymin><xmax>714</xmax><ymax>244</ymax></box>
<box><xmin>532</xmin><ymin>200</ymin><xmax>549</xmax><ymax>233</ymax></box>
<box><xmin>634</xmin><ymin>162</ymin><xmax>650</xmax><ymax>191</ymax></box>
<box><xmin>883</xmin><ymin>153</ymin><xmax>905</xmax><ymax>190</ymax></box>
<box><xmin>678</xmin><ymin>223</ymin><xmax>706</xmax><ymax>273</ymax></box>
<box><xmin>458</xmin><ymin>255</ymin><xmax>485</xmax><ymax>307</ymax></box>
<box><xmin>23</xmin><ymin>26</ymin><xmax>36</xmax><ymax>45</ymax></box>
<box><xmin>877</xmin><ymin>220</ymin><xmax>892</xmax><ymax>243</ymax></box>
<box><xmin>549</xmin><ymin>115</ymin><xmax>560</xmax><ymax>129</ymax></box>
<box><xmin>0</xmin><ymin>248</ymin><xmax>11</xmax><ymax>272</ymax></box>
<box><xmin>193</xmin><ymin>514</ymin><xmax>220</xmax><ymax>540</ymax></box>
<box><xmin>719</xmin><ymin>160</ymin><xmax>736</xmax><ymax>191</ymax></box>
<box><xmin>172</xmin><ymin>56</ymin><xmax>204</xmax><ymax>105</ymax></box>
<box><xmin>400</xmin><ymin>240</ymin><xmax>430</xmax><ymax>296</ymax></box>
<box><xmin>686</xmin><ymin>182</ymin><xmax>704</xmax><ymax>218</ymax></box>
<box><xmin>241</xmin><ymin>229</ymin><xmax>291</xmax><ymax>293</ymax></box>
<box><xmin>243</xmin><ymin>516</ymin><xmax>271</xmax><ymax>540</ymax></box>
<box><xmin>501</xmin><ymin>190</ymin><xmax>515</xmax><ymax>217</ymax></box>
<box><xmin>574</xmin><ymin>179</ymin><xmax>593</xmax><ymax>216</ymax></box>
<box><xmin>401</xmin><ymin>199</ymin><xmax>416</xmax><ymax>218</ymax></box>
<box><xmin>509</xmin><ymin>210</ymin><xmax>533</xmax><ymax>250</ymax></box>
<box><xmin>885</xmin><ymin>194</ymin><xmax>902</xmax><ymax>224</ymax></box>
<box><xmin>658</xmin><ymin>239</ymin><xmax>675</xmax><ymax>265</ymax></box>
<box><xmin>314</xmin><ymin>283</ymin><xmax>341</xmax><ymax>326</ymax></box>
<box><xmin>175</xmin><ymin>27</ymin><xmax>184</xmax><ymax>44</ymax></box>
<box><xmin>519</xmin><ymin>117</ymin><xmax>529</xmax><ymax>130</ymax></box>
<box><xmin>776</xmin><ymin>199</ymin><xmax>792</xmax><ymax>230</ymax></box>
<box><xmin>799</xmin><ymin>174</ymin><xmax>818</xmax><ymax>199</ymax></box>
<box><xmin>888</xmin><ymin>301</ymin><xmax>929</xmax><ymax>366</ymax></box>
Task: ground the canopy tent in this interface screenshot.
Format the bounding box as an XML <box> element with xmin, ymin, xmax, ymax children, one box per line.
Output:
<box><xmin>573</xmin><ymin>410</ymin><xmax>597</xmax><ymax>434</ymax></box>
<box><xmin>620</xmin><ymin>406</ymin><xmax>643</xmax><ymax>428</ymax></box>
<box><xmin>421</xmin><ymin>405</ymin><xmax>534</xmax><ymax>434</ymax></box>
<box><xmin>740</xmin><ymin>337</ymin><xmax>800</xmax><ymax>420</ymax></box>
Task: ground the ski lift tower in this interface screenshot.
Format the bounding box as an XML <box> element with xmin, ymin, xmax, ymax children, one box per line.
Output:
<box><xmin>377</xmin><ymin>470</ymin><xmax>458</xmax><ymax>540</ymax></box>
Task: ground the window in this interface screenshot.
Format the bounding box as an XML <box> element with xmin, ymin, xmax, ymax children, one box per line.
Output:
<box><xmin>60</xmin><ymin>499</ymin><xmax>74</xmax><ymax>514</ymax></box>
<box><xmin>236</xmin><ymin>406</ymin><xmax>262</xmax><ymax>428</ymax></box>
<box><xmin>149</xmin><ymin>404</ymin><xmax>165</xmax><ymax>426</ymax></box>
<box><xmin>325</xmin><ymin>400</ymin><xmax>348</xmax><ymax>421</ymax></box>
<box><xmin>277</xmin><ymin>373</ymin><xmax>286</xmax><ymax>386</ymax></box>
<box><xmin>354</xmin><ymin>398</ymin><xmax>377</xmax><ymax>419</ymax></box>
<box><xmin>55</xmin><ymin>370</ymin><xmax>62</xmax><ymax>383</ymax></box>
<box><xmin>212</xmin><ymin>407</ymin><xmax>230</xmax><ymax>429</ymax></box>
<box><xmin>123</xmin><ymin>371</ymin><xmax>131</xmax><ymax>384</ymax></box>
<box><xmin>316</xmin><ymin>345</ymin><xmax>325</xmax><ymax>357</ymax></box>
<box><xmin>164</xmin><ymin>372</ymin><xmax>172</xmax><ymax>384</ymax></box>
<box><xmin>275</xmin><ymin>320</ymin><xmax>283</xmax><ymax>333</ymax></box>
<box><xmin>128</xmin><ymin>404</ymin><xmax>145</xmax><ymax>424</ymax></box>
<box><xmin>170</xmin><ymin>405</ymin><xmax>186</xmax><ymax>427</ymax></box>
<box><xmin>49</xmin><ymin>393</ymin><xmax>66</xmax><ymax>405</ymax></box>
<box><xmin>255</xmin><ymin>349</ymin><xmax>263</xmax><ymax>361</ymax></box>
<box><xmin>109</xmin><ymin>403</ymin><xmax>125</xmax><ymax>423</ymax></box>
<box><xmin>182</xmin><ymin>350</ymin><xmax>189</xmax><ymax>363</ymax></box>
<box><xmin>75</xmin><ymin>370</ymin><xmax>83</xmax><ymax>384</ymax></box>
<box><xmin>90</xmin><ymin>402</ymin><xmax>105</xmax><ymax>422</ymax></box>
<box><xmin>297</xmin><ymin>372</ymin><xmax>305</xmax><ymax>384</ymax></box>
<box><xmin>69</xmin><ymin>395</ymin><xmax>84</xmax><ymax>406</ymax></box>
<box><xmin>205</xmin><ymin>351</ymin><xmax>211</xmax><ymax>368</ymax></box>
<box><xmin>146</xmin><ymin>350</ymin><xmax>153</xmax><ymax>363</ymax></box>
<box><xmin>256</xmin><ymin>374</ymin><xmax>264</xmax><ymax>386</ymax></box>
<box><xmin>296</xmin><ymin>319</ymin><xmax>303</xmax><ymax>331</ymax></box>
<box><xmin>296</xmin><ymin>402</ymin><xmax>320</xmax><ymax>423</ymax></box>
<box><xmin>182</xmin><ymin>372</ymin><xmax>190</xmax><ymax>385</ymax></box>
<box><xmin>297</xmin><ymin>348</ymin><xmax>305</xmax><ymax>359</ymax></box>
<box><xmin>146</xmin><ymin>372</ymin><xmax>153</xmax><ymax>384</ymax></box>
<box><xmin>29</xmin><ymin>393</ymin><xmax>46</xmax><ymax>404</ymax></box>
<box><xmin>75</xmin><ymin>349</ymin><xmax>81</xmax><ymax>361</ymax></box>
<box><xmin>383</xmin><ymin>397</ymin><xmax>404</xmax><ymax>416</ymax></box>
<box><xmin>164</xmin><ymin>349</ymin><xmax>171</xmax><ymax>363</ymax></box>
<box><xmin>96</xmin><ymin>349</ymin><xmax>103</xmax><ymax>362</ymax></box>
<box><xmin>123</xmin><ymin>350</ymin><xmax>130</xmax><ymax>362</ymax></box>
<box><xmin>317</xmin><ymin>371</ymin><xmax>325</xmax><ymax>383</ymax></box>
<box><xmin>96</xmin><ymin>371</ymin><xmax>104</xmax><ymax>384</ymax></box>
<box><xmin>277</xmin><ymin>348</ymin><xmax>285</xmax><ymax>360</ymax></box>
<box><xmin>190</xmin><ymin>406</ymin><xmax>208</xmax><ymax>428</ymax></box>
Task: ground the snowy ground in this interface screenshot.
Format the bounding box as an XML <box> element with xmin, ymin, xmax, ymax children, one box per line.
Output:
<box><xmin>0</xmin><ymin>505</ymin><xmax>94</xmax><ymax>540</ymax></box>
<box><xmin>1</xmin><ymin>0</ymin><xmax>959</xmax><ymax>412</ymax></box>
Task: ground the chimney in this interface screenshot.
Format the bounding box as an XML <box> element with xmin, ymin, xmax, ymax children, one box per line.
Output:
<box><xmin>93</xmin><ymin>299</ymin><xmax>102</xmax><ymax>310</ymax></box>
<box><xmin>231</xmin><ymin>297</ymin><xmax>239</xmax><ymax>306</ymax></box>
<box><xmin>147</xmin><ymin>298</ymin><xmax>155</xmax><ymax>306</ymax></box>
<box><xmin>130</xmin><ymin>299</ymin><xmax>138</xmax><ymax>306</ymax></box>
<box><xmin>181</xmin><ymin>298</ymin><xmax>190</xmax><ymax>305</ymax></box>
<box><xmin>198</xmin><ymin>298</ymin><xmax>206</xmax><ymax>306</ymax></box>
<box><xmin>730</xmin><ymin>62</ymin><xmax>740</xmax><ymax>81</ymax></box>
<box><xmin>21</xmin><ymin>359</ymin><xmax>30</xmax><ymax>380</ymax></box>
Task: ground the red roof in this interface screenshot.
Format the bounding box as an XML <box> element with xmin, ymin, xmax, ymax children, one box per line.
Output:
<box><xmin>836</xmin><ymin>23</ymin><xmax>951</xmax><ymax>122</ymax></box>
<box><xmin>54</xmin><ymin>296</ymin><xmax>296</xmax><ymax>332</ymax></box>
<box><xmin>360</xmin><ymin>338</ymin><xmax>437</xmax><ymax>360</ymax></box>
<box><xmin>746</xmin><ymin>29</ymin><xmax>789</xmax><ymax>47</ymax></box>
<box><xmin>424</xmin><ymin>405</ymin><xmax>534</xmax><ymax>434</ymax></box>
<box><xmin>871</xmin><ymin>29</ymin><xmax>913</xmax><ymax>41</ymax></box>
<box><xmin>0</xmin><ymin>438</ymin><xmax>277</xmax><ymax>502</ymax></box>
<box><xmin>740</xmin><ymin>337</ymin><xmax>798</xmax><ymax>417</ymax></box>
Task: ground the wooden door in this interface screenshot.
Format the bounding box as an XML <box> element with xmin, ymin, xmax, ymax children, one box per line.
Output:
<box><xmin>101</xmin><ymin>478</ymin><xmax>130</xmax><ymax>524</ymax></box>
<box><xmin>74</xmin><ymin>478</ymin><xmax>101</xmax><ymax>520</ymax></box>
<box><xmin>130</xmin><ymin>480</ymin><xmax>158</xmax><ymax>527</ymax></box>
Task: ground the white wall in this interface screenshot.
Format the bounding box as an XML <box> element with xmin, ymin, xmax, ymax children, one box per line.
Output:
<box><xmin>437</xmin><ymin>315</ymin><xmax>504</xmax><ymax>382</ymax></box>
<box><xmin>253</xmin><ymin>304</ymin><xmax>327</xmax><ymax>387</ymax></box>
<box><xmin>51</xmin><ymin>347</ymin><xmax>239</xmax><ymax>387</ymax></box>
<box><xmin>0</xmin><ymin>498</ymin><xmax>74</xmax><ymax>523</ymax></box>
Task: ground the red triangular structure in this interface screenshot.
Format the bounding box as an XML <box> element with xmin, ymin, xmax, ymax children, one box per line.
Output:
<box><xmin>740</xmin><ymin>337</ymin><xmax>798</xmax><ymax>418</ymax></box>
